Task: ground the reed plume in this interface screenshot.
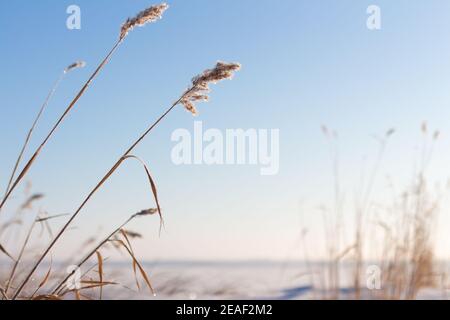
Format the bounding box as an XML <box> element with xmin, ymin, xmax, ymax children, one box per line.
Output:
<box><xmin>0</xmin><ymin>3</ymin><xmax>169</xmax><ymax>214</ymax></box>
<box><xmin>181</xmin><ymin>61</ymin><xmax>242</xmax><ymax>115</ymax></box>
<box><xmin>64</xmin><ymin>61</ymin><xmax>86</xmax><ymax>74</ymax></box>
<box><xmin>12</xmin><ymin>61</ymin><xmax>241</xmax><ymax>300</ymax></box>
<box><xmin>120</xmin><ymin>3</ymin><xmax>169</xmax><ymax>40</ymax></box>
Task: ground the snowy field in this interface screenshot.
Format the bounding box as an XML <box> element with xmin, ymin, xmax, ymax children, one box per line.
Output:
<box><xmin>98</xmin><ymin>261</ymin><xmax>450</xmax><ymax>300</ymax></box>
<box><xmin>2</xmin><ymin>260</ymin><xmax>448</xmax><ymax>300</ymax></box>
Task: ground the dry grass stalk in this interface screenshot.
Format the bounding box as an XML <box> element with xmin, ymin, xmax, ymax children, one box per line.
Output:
<box><xmin>0</xmin><ymin>51</ymin><xmax>116</xmax><ymax>213</ymax></box>
<box><xmin>113</xmin><ymin>238</ymin><xmax>154</xmax><ymax>295</ymax></box>
<box><xmin>123</xmin><ymin>155</ymin><xmax>163</xmax><ymax>228</ymax></box>
<box><xmin>121</xmin><ymin>230</ymin><xmax>143</xmax><ymax>239</ymax></box>
<box><xmin>120</xmin><ymin>228</ymin><xmax>141</xmax><ymax>291</ymax></box>
<box><xmin>30</xmin><ymin>257</ymin><xmax>53</xmax><ymax>299</ymax></box>
<box><xmin>4</xmin><ymin>216</ymin><xmax>37</xmax><ymax>294</ymax></box>
<box><xmin>314</xmin><ymin>124</ymin><xmax>442</xmax><ymax>300</ymax></box>
<box><xmin>0</xmin><ymin>244</ymin><xmax>14</xmax><ymax>261</ymax></box>
<box><xmin>348</xmin><ymin>128</ymin><xmax>394</xmax><ymax>299</ymax></box>
<box><xmin>35</xmin><ymin>213</ymin><xmax>69</xmax><ymax>223</ymax></box>
<box><xmin>51</xmin><ymin>208</ymin><xmax>158</xmax><ymax>296</ymax></box>
<box><xmin>319</xmin><ymin>126</ymin><xmax>344</xmax><ymax>299</ymax></box>
<box><xmin>20</xmin><ymin>193</ymin><xmax>45</xmax><ymax>210</ymax></box>
<box><xmin>4</xmin><ymin>211</ymin><xmax>68</xmax><ymax>296</ymax></box>
<box><xmin>3</xmin><ymin>62</ymin><xmax>85</xmax><ymax>200</ymax></box>
<box><xmin>0</xmin><ymin>288</ymin><xmax>8</xmax><ymax>300</ymax></box>
<box><xmin>383</xmin><ymin>176</ymin><xmax>439</xmax><ymax>299</ymax></box>
<box><xmin>96</xmin><ymin>251</ymin><xmax>103</xmax><ymax>300</ymax></box>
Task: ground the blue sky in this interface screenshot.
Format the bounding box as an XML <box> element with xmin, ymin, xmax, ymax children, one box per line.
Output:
<box><xmin>2</xmin><ymin>1</ymin><xmax>450</xmax><ymax>261</ymax></box>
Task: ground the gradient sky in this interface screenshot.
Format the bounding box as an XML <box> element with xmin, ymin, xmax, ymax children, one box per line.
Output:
<box><xmin>2</xmin><ymin>1</ymin><xmax>450</xmax><ymax>262</ymax></box>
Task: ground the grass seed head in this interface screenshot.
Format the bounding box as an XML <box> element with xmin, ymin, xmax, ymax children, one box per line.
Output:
<box><xmin>135</xmin><ymin>208</ymin><xmax>158</xmax><ymax>217</ymax></box>
<box><xmin>64</xmin><ymin>61</ymin><xmax>86</xmax><ymax>74</ymax></box>
<box><xmin>122</xmin><ymin>230</ymin><xmax>143</xmax><ymax>239</ymax></box>
<box><xmin>181</xmin><ymin>61</ymin><xmax>241</xmax><ymax>115</ymax></box>
<box><xmin>120</xmin><ymin>3</ymin><xmax>169</xmax><ymax>40</ymax></box>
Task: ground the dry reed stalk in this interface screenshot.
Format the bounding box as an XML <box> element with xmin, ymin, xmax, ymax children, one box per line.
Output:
<box><xmin>56</xmin><ymin>257</ymin><xmax>112</xmax><ymax>299</ymax></box>
<box><xmin>96</xmin><ymin>251</ymin><xmax>103</xmax><ymax>300</ymax></box>
<box><xmin>3</xmin><ymin>62</ymin><xmax>85</xmax><ymax>199</ymax></box>
<box><xmin>297</xmin><ymin>224</ymin><xmax>317</xmax><ymax>299</ymax></box>
<box><xmin>52</xmin><ymin>209</ymin><xmax>157</xmax><ymax>296</ymax></box>
<box><xmin>4</xmin><ymin>216</ymin><xmax>38</xmax><ymax>295</ymax></box>
<box><xmin>334</xmin><ymin>124</ymin><xmax>440</xmax><ymax>300</ymax></box>
<box><xmin>55</xmin><ymin>280</ymin><xmax>118</xmax><ymax>300</ymax></box>
<box><xmin>318</xmin><ymin>127</ymin><xmax>396</xmax><ymax>299</ymax></box>
<box><xmin>352</xmin><ymin>129</ymin><xmax>394</xmax><ymax>299</ymax></box>
<box><xmin>0</xmin><ymin>3</ymin><xmax>169</xmax><ymax>215</ymax></box>
<box><xmin>119</xmin><ymin>228</ymin><xmax>140</xmax><ymax>290</ymax></box>
<box><xmin>3</xmin><ymin>211</ymin><xmax>68</xmax><ymax>298</ymax></box>
<box><xmin>20</xmin><ymin>193</ymin><xmax>45</xmax><ymax>210</ymax></box>
<box><xmin>121</xmin><ymin>230</ymin><xmax>142</xmax><ymax>239</ymax></box>
<box><xmin>320</xmin><ymin>126</ymin><xmax>344</xmax><ymax>299</ymax></box>
<box><xmin>113</xmin><ymin>238</ymin><xmax>154</xmax><ymax>295</ymax></box>
<box><xmin>377</xmin><ymin>181</ymin><xmax>438</xmax><ymax>300</ymax></box>
<box><xmin>0</xmin><ymin>288</ymin><xmax>8</xmax><ymax>300</ymax></box>
<box><xmin>13</xmin><ymin>61</ymin><xmax>240</xmax><ymax>300</ymax></box>
<box><xmin>29</xmin><ymin>256</ymin><xmax>53</xmax><ymax>299</ymax></box>
<box><xmin>0</xmin><ymin>244</ymin><xmax>14</xmax><ymax>261</ymax></box>
<box><xmin>386</xmin><ymin>126</ymin><xmax>440</xmax><ymax>299</ymax></box>
<box><xmin>0</xmin><ymin>46</ymin><xmax>117</xmax><ymax>213</ymax></box>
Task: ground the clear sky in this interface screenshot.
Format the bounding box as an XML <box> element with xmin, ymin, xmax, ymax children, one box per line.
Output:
<box><xmin>2</xmin><ymin>1</ymin><xmax>450</xmax><ymax>262</ymax></box>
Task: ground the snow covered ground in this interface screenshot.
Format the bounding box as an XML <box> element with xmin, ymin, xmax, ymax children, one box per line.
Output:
<box><xmin>2</xmin><ymin>260</ymin><xmax>447</xmax><ymax>299</ymax></box>
<box><xmin>99</xmin><ymin>261</ymin><xmax>449</xmax><ymax>300</ymax></box>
